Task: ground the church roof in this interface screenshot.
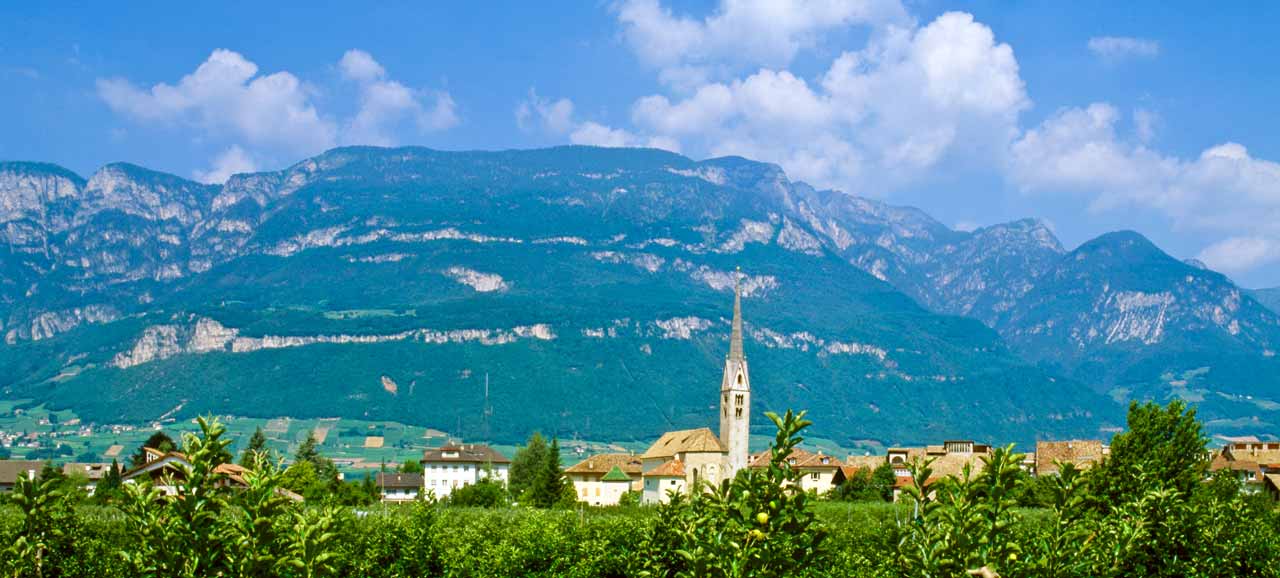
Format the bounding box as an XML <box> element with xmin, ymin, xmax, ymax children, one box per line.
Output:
<box><xmin>601</xmin><ymin>465</ymin><xmax>633</xmax><ymax>482</ymax></box>
<box><xmin>646</xmin><ymin>459</ymin><xmax>686</xmax><ymax>477</ymax></box>
<box><xmin>641</xmin><ymin>428</ymin><xmax>726</xmax><ymax>459</ymax></box>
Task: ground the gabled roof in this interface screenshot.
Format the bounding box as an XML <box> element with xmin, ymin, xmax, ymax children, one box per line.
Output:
<box><xmin>566</xmin><ymin>453</ymin><xmax>643</xmax><ymax>475</ymax></box>
<box><xmin>646</xmin><ymin>459</ymin><xmax>686</xmax><ymax>477</ymax></box>
<box><xmin>641</xmin><ymin>428</ymin><xmax>725</xmax><ymax>460</ymax></box>
<box><xmin>422</xmin><ymin>444</ymin><xmax>511</xmax><ymax>464</ymax></box>
<box><xmin>0</xmin><ymin>460</ymin><xmax>42</xmax><ymax>485</ymax></box>
<box><xmin>601</xmin><ymin>466</ymin><xmax>633</xmax><ymax>482</ymax></box>
<box><xmin>377</xmin><ymin>473</ymin><xmax>423</xmax><ymax>488</ymax></box>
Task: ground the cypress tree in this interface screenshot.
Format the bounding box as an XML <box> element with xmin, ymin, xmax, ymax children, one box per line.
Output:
<box><xmin>543</xmin><ymin>437</ymin><xmax>566</xmax><ymax>507</ymax></box>
<box><xmin>239</xmin><ymin>427</ymin><xmax>269</xmax><ymax>467</ymax></box>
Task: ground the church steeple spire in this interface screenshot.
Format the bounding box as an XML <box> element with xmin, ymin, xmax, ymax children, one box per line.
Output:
<box><xmin>719</xmin><ymin>266</ymin><xmax>750</xmax><ymax>478</ymax></box>
<box><xmin>729</xmin><ymin>267</ymin><xmax>744</xmax><ymax>361</ymax></box>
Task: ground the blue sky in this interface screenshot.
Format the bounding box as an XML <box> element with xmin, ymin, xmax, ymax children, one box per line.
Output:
<box><xmin>3</xmin><ymin>1</ymin><xmax>1280</xmax><ymax>286</ymax></box>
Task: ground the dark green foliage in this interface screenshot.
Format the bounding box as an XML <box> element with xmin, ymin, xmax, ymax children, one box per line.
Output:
<box><xmin>832</xmin><ymin>462</ymin><xmax>895</xmax><ymax>502</ymax></box>
<box><xmin>510</xmin><ymin>432</ymin><xmax>548</xmax><ymax>504</ymax></box>
<box><xmin>93</xmin><ymin>459</ymin><xmax>124</xmax><ymax>504</ymax></box>
<box><xmin>1094</xmin><ymin>400</ymin><xmax>1208</xmax><ymax>506</ymax></box>
<box><xmin>449</xmin><ymin>476</ymin><xmax>507</xmax><ymax>508</ymax></box>
<box><xmin>398</xmin><ymin>459</ymin><xmax>422</xmax><ymax>474</ymax></box>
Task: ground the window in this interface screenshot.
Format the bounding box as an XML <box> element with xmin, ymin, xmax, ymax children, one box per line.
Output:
<box><xmin>595</xmin><ymin>487</ymin><xmax>600</xmax><ymax>496</ymax></box>
<box><xmin>737</xmin><ymin>373</ymin><xmax>743</xmax><ymax>384</ymax></box>
<box><xmin>735</xmin><ymin>408</ymin><xmax>743</xmax><ymax>418</ymax></box>
<box><xmin>811</xmin><ymin>472</ymin><xmax>819</xmax><ymax>481</ymax></box>
<box><xmin>735</xmin><ymin>394</ymin><xmax>744</xmax><ymax>406</ymax></box>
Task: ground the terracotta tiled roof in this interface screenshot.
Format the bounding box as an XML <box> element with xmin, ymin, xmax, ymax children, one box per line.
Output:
<box><xmin>1035</xmin><ymin>440</ymin><xmax>1104</xmax><ymax>475</ymax></box>
<box><xmin>748</xmin><ymin>448</ymin><xmax>841</xmax><ymax>470</ymax></box>
<box><xmin>646</xmin><ymin>459</ymin><xmax>686</xmax><ymax>477</ymax></box>
<box><xmin>421</xmin><ymin>444</ymin><xmax>511</xmax><ymax>464</ymax></box>
<box><xmin>566</xmin><ymin>453</ymin><xmax>643</xmax><ymax>476</ymax></box>
<box><xmin>376</xmin><ymin>473</ymin><xmax>423</xmax><ymax>488</ymax></box>
<box><xmin>641</xmin><ymin>428</ymin><xmax>725</xmax><ymax>460</ymax></box>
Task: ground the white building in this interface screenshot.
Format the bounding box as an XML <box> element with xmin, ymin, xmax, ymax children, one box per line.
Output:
<box><xmin>376</xmin><ymin>472</ymin><xmax>422</xmax><ymax>502</ymax></box>
<box><xmin>566</xmin><ymin>453</ymin><xmax>643</xmax><ymax>506</ymax></box>
<box><xmin>420</xmin><ymin>444</ymin><xmax>510</xmax><ymax>499</ymax></box>
<box><xmin>642</xmin><ymin>459</ymin><xmax>688</xmax><ymax>504</ymax></box>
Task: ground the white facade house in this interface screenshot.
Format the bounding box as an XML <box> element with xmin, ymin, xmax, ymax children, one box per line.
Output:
<box><xmin>420</xmin><ymin>444</ymin><xmax>511</xmax><ymax>499</ymax></box>
<box><xmin>566</xmin><ymin>454</ymin><xmax>643</xmax><ymax>506</ymax></box>
<box><xmin>376</xmin><ymin>472</ymin><xmax>422</xmax><ymax>502</ymax></box>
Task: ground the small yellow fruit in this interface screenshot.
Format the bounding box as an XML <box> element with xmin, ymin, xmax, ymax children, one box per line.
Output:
<box><xmin>750</xmin><ymin>529</ymin><xmax>766</xmax><ymax>540</ymax></box>
<box><xmin>756</xmin><ymin>512</ymin><xmax>769</xmax><ymax>525</ymax></box>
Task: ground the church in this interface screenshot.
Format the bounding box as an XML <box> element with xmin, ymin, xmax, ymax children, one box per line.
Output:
<box><xmin>640</xmin><ymin>277</ymin><xmax>752</xmax><ymax>504</ymax></box>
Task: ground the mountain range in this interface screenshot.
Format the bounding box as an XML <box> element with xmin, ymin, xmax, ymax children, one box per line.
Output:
<box><xmin>2</xmin><ymin>146</ymin><xmax>1278</xmax><ymax>447</ymax></box>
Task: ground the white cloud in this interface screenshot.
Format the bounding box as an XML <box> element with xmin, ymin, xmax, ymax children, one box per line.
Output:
<box><xmin>1133</xmin><ymin>108</ymin><xmax>1158</xmax><ymax>144</ymax></box>
<box><xmin>621</xmin><ymin>10</ymin><xmax>1028</xmax><ymax>193</ymax></box>
<box><xmin>617</xmin><ymin>0</ymin><xmax>909</xmax><ymax>85</ymax></box>
<box><xmin>1011</xmin><ymin>102</ymin><xmax>1280</xmax><ymax>273</ymax></box>
<box><xmin>1198</xmin><ymin>237</ymin><xmax>1280</xmax><ymax>274</ymax></box>
<box><xmin>98</xmin><ymin>49</ymin><xmax>459</xmax><ymax>167</ymax></box>
<box><xmin>193</xmin><ymin>145</ymin><xmax>257</xmax><ymax>184</ymax></box>
<box><xmin>515</xmin><ymin>89</ymin><xmax>576</xmax><ymax>134</ymax></box>
<box><xmin>1087</xmin><ymin>36</ymin><xmax>1160</xmax><ymax>62</ymax></box>
<box><xmin>338</xmin><ymin>49</ymin><xmax>386</xmax><ymax>83</ymax></box>
<box><xmin>97</xmin><ymin>49</ymin><xmax>337</xmax><ymax>155</ymax></box>
<box><xmin>515</xmin><ymin>89</ymin><xmax>680</xmax><ymax>152</ymax></box>
<box><xmin>339</xmin><ymin>49</ymin><xmax>459</xmax><ymax>146</ymax></box>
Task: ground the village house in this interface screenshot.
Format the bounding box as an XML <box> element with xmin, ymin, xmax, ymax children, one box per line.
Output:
<box><xmin>642</xmin><ymin>459</ymin><xmax>688</xmax><ymax>504</ymax></box>
<box><xmin>1209</xmin><ymin>440</ymin><xmax>1280</xmax><ymax>495</ymax></box>
<box><xmin>749</xmin><ymin>448</ymin><xmax>843</xmax><ymax>495</ymax></box>
<box><xmin>420</xmin><ymin>444</ymin><xmax>510</xmax><ymax>499</ymax></box>
<box><xmin>565</xmin><ymin>453</ymin><xmax>643</xmax><ymax>506</ymax></box>
<box><xmin>639</xmin><ymin>278</ymin><xmax>752</xmax><ymax>504</ymax></box>
<box><xmin>376</xmin><ymin>472</ymin><xmax>423</xmax><ymax>502</ymax></box>
<box><xmin>886</xmin><ymin>441</ymin><xmax>993</xmax><ymax>501</ymax></box>
<box><xmin>0</xmin><ymin>460</ymin><xmax>41</xmax><ymax>492</ymax></box>
<box><xmin>1035</xmin><ymin>440</ymin><xmax>1107</xmax><ymax>476</ymax></box>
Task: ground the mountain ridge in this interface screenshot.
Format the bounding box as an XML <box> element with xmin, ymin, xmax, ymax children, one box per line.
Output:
<box><xmin>2</xmin><ymin>145</ymin><xmax>1277</xmax><ymax>444</ymax></box>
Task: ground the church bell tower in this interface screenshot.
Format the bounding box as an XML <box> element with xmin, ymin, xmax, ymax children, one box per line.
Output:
<box><xmin>719</xmin><ymin>271</ymin><xmax>751</xmax><ymax>478</ymax></box>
